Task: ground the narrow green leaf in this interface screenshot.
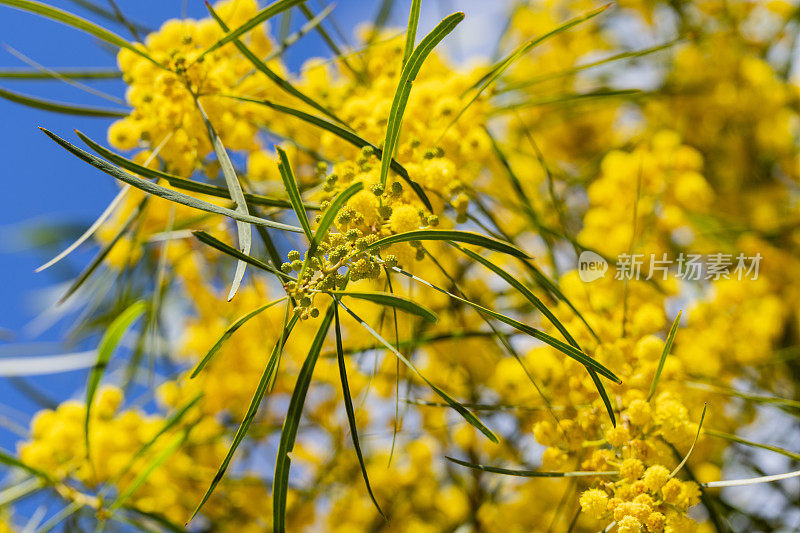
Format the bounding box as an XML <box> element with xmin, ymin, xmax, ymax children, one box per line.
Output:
<box><xmin>198</xmin><ymin>0</ymin><xmax>304</xmax><ymax>59</ymax></box>
<box><xmin>107</xmin><ymin>393</ymin><xmax>203</xmax><ymax>487</ymax></box>
<box><xmin>336</xmin><ymin>299</ymin><xmax>499</xmax><ymax>443</ymax></box>
<box><xmin>379</xmin><ymin>11</ymin><xmax>465</xmax><ymax>187</ymax></box>
<box><xmin>369</xmin><ymin>229</ymin><xmax>529</xmax><ymax>259</ymax></box>
<box><xmin>333</xmin><ymin>304</ymin><xmax>385</xmax><ymax>518</ymax></box>
<box><xmin>0</xmin><ymin>0</ymin><xmax>162</xmax><ymax>67</ymax></box>
<box><xmin>648</xmin><ymin>311</ymin><xmax>682</xmax><ymax>401</ymax></box>
<box><xmin>402</xmin><ymin>0</ymin><xmax>421</xmax><ymax>66</ymax></box>
<box><xmin>298</xmin><ymin>3</ymin><xmax>364</xmax><ymax>82</ymax></box>
<box><xmin>76</xmin><ymin>130</ymin><xmax>310</xmax><ymax>210</ymax></box>
<box><xmin>445</xmin><ymin>456</ymin><xmax>619</xmax><ymax>477</ymax></box>
<box><xmin>704</xmin><ymin>470</ymin><xmax>800</xmax><ymax>489</ymax></box>
<box><xmin>263</xmin><ymin>3</ymin><xmax>333</xmax><ymax>62</ymax></box>
<box><xmin>191</xmin><ymin>297</ymin><xmax>288</xmax><ymax>378</ymax></box>
<box><xmin>40</xmin><ymin>128</ymin><xmax>304</xmax><ymax>233</ymax></box>
<box><xmin>670</xmin><ymin>403</ymin><xmax>707</xmax><ymax>478</ymax></box>
<box><xmin>0</xmin><ymin>85</ymin><xmax>127</xmax><ymax>117</ymax></box>
<box><xmin>189</xmin><ymin>313</ymin><xmax>299</xmax><ymax>523</ymax></box>
<box><xmin>192</xmin><ymin>230</ymin><xmax>295</xmax><ymax>282</ymax></box>
<box><xmin>704</xmin><ymin>429</ymin><xmax>800</xmax><ymax>462</ymax></box>
<box><xmin>273</xmin><ymin>305</ymin><xmax>335</xmax><ymax>532</ymax></box>
<box><xmin>445</xmin><ymin>4</ymin><xmax>610</xmax><ymax>134</ymax></box>
<box><xmin>276</xmin><ymin>145</ymin><xmax>313</xmax><ymax>241</ymax></box>
<box><xmin>383</xmin><ymin>263</ymin><xmax>620</xmax><ymax>383</ymax></box>
<box><xmin>0</xmin><ymin>67</ymin><xmax>121</xmax><ymax>79</ymax></box>
<box><xmin>109</xmin><ymin>431</ymin><xmax>186</xmax><ymax>513</ymax></box>
<box><xmin>451</xmin><ymin>243</ymin><xmax>617</xmax><ymax>426</ymax></box>
<box><xmin>38</xmin><ymin>501</ymin><xmax>82</xmax><ymax>533</ymax></box>
<box><xmin>225</xmin><ymin>96</ymin><xmax>433</xmax><ymax>211</ymax></box>
<box><xmin>207</xmin><ymin>1</ymin><xmax>344</xmax><ymax>125</ymax></box>
<box><xmin>330</xmin><ymin>291</ymin><xmax>437</xmax><ymax>323</ymax></box>
<box><xmin>85</xmin><ymin>300</ymin><xmax>147</xmax><ymax>459</ymax></box>
<box><xmin>0</xmin><ymin>448</ymin><xmax>54</xmax><ymax>482</ymax></box>
<box><xmin>194</xmin><ymin>98</ymin><xmax>251</xmax><ymax>301</ymax></box>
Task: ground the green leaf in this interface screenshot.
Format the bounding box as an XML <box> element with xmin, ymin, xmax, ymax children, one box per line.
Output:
<box><xmin>0</xmin><ymin>67</ymin><xmax>121</xmax><ymax>79</ymax></box>
<box><xmin>40</xmin><ymin>128</ymin><xmax>304</xmax><ymax>233</ymax></box>
<box><xmin>273</xmin><ymin>305</ymin><xmax>335</xmax><ymax>532</ymax></box>
<box><xmin>225</xmin><ymin>96</ymin><xmax>433</xmax><ymax>211</ymax></box>
<box><xmin>109</xmin><ymin>431</ymin><xmax>186</xmax><ymax>513</ymax></box>
<box><xmin>85</xmin><ymin>300</ymin><xmax>147</xmax><ymax>460</ymax></box>
<box><xmin>369</xmin><ymin>229</ymin><xmax>529</xmax><ymax>259</ymax></box>
<box><xmin>333</xmin><ymin>304</ymin><xmax>385</xmax><ymax>518</ymax></box>
<box><xmin>192</xmin><ymin>230</ymin><xmax>295</xmax><ymax>282</ymax></box>
<box><xmin>648</xmin><ymin>311</ymin><xmax>682</xmax><ymax>401</ymax></box>
<box><xmin>198</xmin><ymin>0</ymin><xmax>304</xmax><ymax>59</ymax></box>
<box><xmin>379</xmin><ymin>11</ymin><xmax>465</xmax><ymax>187</ymax></box>
<box><xmin>0</xmin><ymin>448</ymin><xmax>54</xmax><ymax>482</ymax></box>
<box><xmin>336</xmin><ymin>299</ymin><xmax>498</xmax><ymax>443</ymax></box>
<box><xmin>191</xmin><ymin>297</ymin><xmax>288</xmax><ymax>378</ymax></box>
<box><xmin>446</xmin><ymin>4</ymin><xmax>610</xmax><ymax>134</ymax></box>
<box><xmin>36</xmin><ymin>184</ymin><xmax>130</xmax><ymax>273</ymax></box>
<box><xmin>194</xmin><ymin>97</ymin><xmax>251</xmax><ymax>301</ymax></box>
<box><xmin>0</xmin><ymin>85</ymin><xmax>127</xmax><ymax>117</ymax></box>
<box><xmin>383</xmin><ymin>263</ymin><xmax>620</xmax><ymax>383</ymax></box>
<box><xmin>402</xmin><ymin>0</ymin><xmax>421</xmax><ymax>66</ymax></box>
<box><xmin>106</xmin><ymin>393</ymin><xmax>203</xmax><ymax>488</ymax></box>
<box><xmin>190</xmin><ymin>313</ymin><xmax>299</xmax><ymax>523</ymax></box>
<box><xmin>76</xmin><ymin>130</ymin><xmax>309</xmax><ymax>210</ymax></box>
<box><xmin>206</xmin><ymin>1</ymin><xmax>344</xmax><ymax>125</ymax></box>
<box><xmin>330</xmin><ymin>291</ymin><xmax>437</xmax><ymax>323</ymax></box>
<box><xmin>704</xmin><ymin>429</ymin><xmax>800</xmax><ymax>462</ymax></box>
<box><xmin>0</xmin><ymin>0</ymin><xmax>162</xmax><ymax>67</ymax></box>
<box><xmin>445</xmin><ymin>456</ymin><xmax>619</xmax><ymax>477</ymax></box>
<box><xmin>451</xmin><ymin>243</ymin><xmax>616</xmax><ymax>426</ymax></box>
<box><xmin>670</xmin><ymin>403</ymin><xmax>706</xmax><ymax>478</ymax></box>
<box><xmin>276</xmin><ymin>146</ymin><xmax>313</xmax><ymax>241</ymax></box>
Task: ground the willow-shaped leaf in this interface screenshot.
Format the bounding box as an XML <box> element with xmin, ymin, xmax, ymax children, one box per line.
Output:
<box><xmin>330</xmin><ymin>291</ymin><xmax>437</xmax><ymax>323</ymax></box>
<box><xmin>226</xmin><ymin>96</ymin><xmax>433</xmax><ymax>211</ymax></box>
<box><xmin>77</xmin><ymin>131</ymin><xmax>309</xmax><ymax>210</ymax></box>
<box><xmin>379</xmin><ymin>11</ymin><xmax>465</xmax><ymax>187</ymax></box>
<box><xmin>109</xmin><ymin>431</ymin><xmax>187</xmax><ymax>513</ymax></box>
<box><xmin>333</xmin><ymin>304</ymin><xmax>385</xmax><ymax>518</ymax></box>
<box><xmin>36</xmin><ymin>185</ymin><xmax>129</xmax><ymax>273</ymax></box>
<box><xmin>451</xmin><ymin>243</ymin><xmax>617</xmax><ymax>426</ymax></box>
<box><xmin>383</xmin><ymin>263</ymin><xmax>620</xmax><ymax>383</ymax></box>
<box><xmin>273</xmin><ymin>305</ymin><xmax>335</xmax><ymax>532</ymax></box>
<box><xmin>704</xmin><ymin>429</ymin><xmax>800</xmax><ymax>461</ymax></box>
<box><xmin>336</xmin><ymin>299</ymin><xmax>498</xmax><ymax>443</ymax></box>
<box><xmin>0</xmin><ymin>448</ymin><xmax>54</xmax><ymax>482</ymax></box>
<box><xmin>198</xmin><ymin>0</ymin><xmax>304</xmax><ymax>59</ymax></box>
<box><xmin>368</xmin><ymin>229</ymin><xmax>529</xmax><ymax>259</ymax></box>
<box><xmin>85</xmin><ymin>300</ymin><xmax>147</xmax><ymax>460</ymax></box>
<box><xmin>106</xmin><ymin>393</ymin><xmax>203</xmax><ymax>487</ymax></box>
<box><xmin>263</xmin><ymin>3</ymin><xmax>333</xmax><ymax>62</ymax></box>
<box><xmin>276</xmin><ymin>146</ymin><xmax>313</xmax><ymax>240</ymax></box>
<box><xmin>0</xmin><ymin>67</ymin><xmax>121</xmax><ymax>79</ymax></box>
<box><xmin>648</xmin><ymin>311</ymin><xmax>682</xmax><ymax>401</ymax></box>
<box><xmin>206</xmin><ymin>2</ymin><xmax>343</xmax><ymax>124</ymax></box>
<box><xmin>443</xmin><ymin>4</ymin><xmax>610</xmax><ymax>134</ymax></box>
<box><xmin>446</xmin><ymin>456</ymin><xmax>619</xmax><ymax>477</ymax></box>
<box><xmin>402</xmin><ymin>0</ymin><xmax>421</xmax><ymax>66</ymax></box>
<box><xmin>0</xmin><ymin>86</ymin><xmax>127</xmax><ymax>117</ymax></box>
<box><xmin>704</xmin><ymin>470</ymin><xmax>800</xmax><ymax>489</ymax></box>
<box><xmin>670</xmin><ymin>403</ymin><xmax>706</xmax><ymax>478</ymax></box>
<box><xmin>40</xmin><ymin>129</ymin><xmax>303</xmax><ymax>232</ymax></box>
<box><xmin>194</xmin><ymin>99</ymin><xmax>251</xmax><ymax>301</ymax></box>
<box><xmin>190</xmin><ymin>313</ymin><xmax>299</xmax><ymax>523</ymax></box>
<box><xmin>0</xmin><ymin>0</ymin><xmax>162</xmax><ymax>67</ymax></box>
<box><xmin>191</xmin><ymin>297</ymin><xmax>288</xmax><ymax>378</ymax></box>
<box><xmin>192</xmin><ymin>230</ymin><xmax>294</xmax><ymax>282</ymax></box>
